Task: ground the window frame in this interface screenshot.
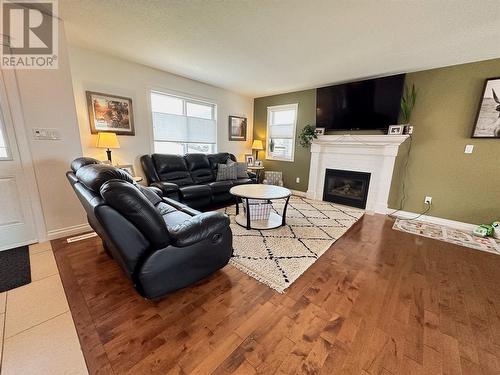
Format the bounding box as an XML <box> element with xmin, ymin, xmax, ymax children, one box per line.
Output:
<box><xmin>149</xmin><ymin>89</ymin><xmax>218</xmax><ymax>154</ymax></box>
<box><xmin>266</xmin><ymin>103</ymin><xmax>298</xmax><ymax>162</ymax></box>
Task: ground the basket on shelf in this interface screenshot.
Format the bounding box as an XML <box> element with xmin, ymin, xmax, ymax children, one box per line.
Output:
<box><xmin>242</xmin><ymin>199</ymin><xmax>271</xmax><ymax>220</ymax></box>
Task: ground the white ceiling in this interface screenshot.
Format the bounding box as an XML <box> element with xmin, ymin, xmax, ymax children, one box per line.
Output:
<box><xmin>60</xmin><ymin>0</ymin><xmax>500</xmax><ymax>98</ymax></box>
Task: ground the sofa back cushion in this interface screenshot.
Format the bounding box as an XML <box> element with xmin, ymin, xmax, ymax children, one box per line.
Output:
<box><xmin>76</xmin><ymin>164</ymin><xmax>134</xmax><ymax>192</ymax></box>
<box><xmin>207</xmin><ymin>153</ymin><xmax>230</xmax><ymax>177</ymax></box>
<box><xmin>152</xmin><ymin>154</ymin><xmax>194</xmax><ymax>186</ymax></box>
<box><xmin>184</xmin><ymin>154</ymin><xmax>214</xmax><ymax>184</ymax></box>
<box><xmin>100</xmin><ymin>179</ymin><xmax>170</xmax><ymax>249</ymax></box>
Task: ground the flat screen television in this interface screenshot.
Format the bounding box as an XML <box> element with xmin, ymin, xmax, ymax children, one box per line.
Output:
<box><xmin>316</xmin><ymin>74</ymin><xmax>405</xmax><ymax>131</ymax></box>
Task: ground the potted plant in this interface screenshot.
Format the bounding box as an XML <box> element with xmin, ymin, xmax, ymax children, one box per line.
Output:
<box><xmin>400</xmin><ymin>84</ymin><xmax>417</xmax><ymax>134</ymax></box>
<box><xmin>298</xmin><ymin>124</ymin><xmax>318</xmax><ymax>148</ymax></box>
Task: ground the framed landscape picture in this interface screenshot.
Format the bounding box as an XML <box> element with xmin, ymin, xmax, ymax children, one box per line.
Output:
<box><xmin>229</xmin><ymin>115</ymin><xmax>247</xmax><ymax>141</ymax></box>
<box><xmin>471</xmin><ymin>77</ymin><xmax>500</xmax><ymax>138</ymax></box>
<box><xmin>86</xmin><ymin>91</ymin><xmax>135</xmax><ymax>135</ymax></box>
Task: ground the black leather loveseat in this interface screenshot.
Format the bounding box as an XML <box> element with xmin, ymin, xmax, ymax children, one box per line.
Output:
<box><xmin>140</xmin><ymin>152</ymin><xmax>256</xmax><ymax>209</ymax></box>
<box><xmin>67</xmin><ymin>157</ymin><xmax>232</xmax><ymax>299</ymax></box>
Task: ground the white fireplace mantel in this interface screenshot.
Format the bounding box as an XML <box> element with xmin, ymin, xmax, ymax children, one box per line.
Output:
<box><xmin>307</xmin><ymin>134</ymin><xmax>409</xmax><ymax>213</ymax></box>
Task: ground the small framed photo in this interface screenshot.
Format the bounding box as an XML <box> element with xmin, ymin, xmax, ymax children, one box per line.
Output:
<box><xmin>471</xmin><ymin>77</ymin><xmax>500</xmax><ymax>138</ymax></box>
<box><xmin>254</xmin><ymin>160</ymin><xmax>263</xmax><ymax>167</ymax></box>
<box><xmin>388</xmin><ymin>125</ymin><xmax>404</xmax><ymax>135</ymax></box>
<box><xmin>229</xmin><ymin>115</ymin><xmax>247</xmax><ymax>141</ymax></box>
<box><xmin>244</xmin><ymin>154</ymin><xmax>254</xmax><ymax>166</ymax></box>
<box><xmin>116</xmin><ymin>164</ymin><xmax>135</xmax><ymax>177</ymax></box>
<box><xmin>314</xmin><ymin>127</ymin><xmax>325</xmax><ymax>136</ymax></box>
<box><xmin>86</xmin><ymin>91</ymin><xmax>135</xmax><ymax>135</ymax></box>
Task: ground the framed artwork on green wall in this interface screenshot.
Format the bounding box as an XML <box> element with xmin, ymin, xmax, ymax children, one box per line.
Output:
<box><xmin>471</xmin><ymin>77</ymin><xmax>500</xmax><ymax>138</ymax></box>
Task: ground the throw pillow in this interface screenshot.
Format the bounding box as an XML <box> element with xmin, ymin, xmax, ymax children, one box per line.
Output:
<box><xmin>216</xmin><ymin>162</ymin><xmax>238</xmax><ymax>181</ymax></box>
<box><xmin>235</xmin><ymin>162</ymin><xmax>248</xmax><ymax>179</ymax></box>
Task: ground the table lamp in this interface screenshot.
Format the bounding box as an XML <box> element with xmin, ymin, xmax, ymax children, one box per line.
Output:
<box><xmin>252</xmin><ymin>139</ymin><xmax>264</xmax><ymax>160</ymax></box>
<box><xmin>96</xmin><ymin>132</ymin><xmax>120</xmax><ymax>163</ymax></box>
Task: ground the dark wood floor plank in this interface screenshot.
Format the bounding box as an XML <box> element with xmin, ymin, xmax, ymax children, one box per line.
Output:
<box><xmin>51</xmin><ymin>214</ymin><xmax>500</xmax><ymax>375</ymax></box>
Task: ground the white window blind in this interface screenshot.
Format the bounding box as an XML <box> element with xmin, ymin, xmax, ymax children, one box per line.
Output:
<box><xmin>151</xmin><ymin>91</ymin><xmax>217</xmax><ymax>154</ymax></box>
<box><xmin>266</xmin><ymin>103</ymin><xmax>298</xmax><ymax>162</ymax></box>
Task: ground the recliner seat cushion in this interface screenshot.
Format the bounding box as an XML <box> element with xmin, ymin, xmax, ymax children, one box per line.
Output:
<box><xmin>152</xmin><ymin>154</ymin><xmax>193</xmax><ymax>186</ymax></box>
<box><xmin>232</xmin><ymin>178</ymin><xmax>253</xmax><ymax>186</ymax></box>
<box><xmin>184</xmin><ymin>154</ymin><xmax>214</xmax><ymax>184</ymax></box>
<box><xmin>207</xmin><ymin>180</ymin><xmax>233</xmax><ymax>194</ymax></box>
<box><xmin>179</xmin><ymin>185</ymin><xmax>212</xmax><ymax>201</ymax></box>
<box><xmin>162</xmin><ymin>210</ymin><xmax>192</xmax><ymax>230</ymax></box>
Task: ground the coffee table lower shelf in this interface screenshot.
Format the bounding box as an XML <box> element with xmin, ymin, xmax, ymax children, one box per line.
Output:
<box><xmin>234</xmin><ymin>212</ymin><xmax>283</xmax><ymax>230</ymax></box>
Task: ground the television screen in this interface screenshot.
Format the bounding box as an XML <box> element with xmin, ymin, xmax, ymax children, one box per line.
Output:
<box><xmin>316</xmin><ymin>74</ymin><xmax>405</xmax><ymax>131</ymax></box>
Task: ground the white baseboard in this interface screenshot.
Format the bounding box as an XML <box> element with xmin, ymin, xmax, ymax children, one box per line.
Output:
<box><xmin>390</xmin><ymin>210</ymin><xmax>477</xmax><ymax>232</ymax></box>
<box><xmin>47</xmin><ymin>223</ymin><xmax>92</xmax><ymax>240</ymax></box>
<box><xmin>290</xmin><ymin>189</ymin><xmax>307</xmax><ymax>197</ymax></box>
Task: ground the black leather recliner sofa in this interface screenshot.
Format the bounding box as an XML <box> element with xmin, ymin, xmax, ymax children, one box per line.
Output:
<box><xmin>140</xmin><ymin>152</ymin><xmax>256</xmax><ymax>209</ymax></box>
<box><xmin>67</xmin><ymin>157</ymin><xmax>233</xmax><ymax>299</ymax></box>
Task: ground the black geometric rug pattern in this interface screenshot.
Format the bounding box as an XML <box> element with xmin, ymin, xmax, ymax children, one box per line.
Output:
<box><xmin>0</xmin><ymin>245</ymin><xmax>31</xmax><ymax>293</ymax></box>
<box><xmin>218</xmin><ymin>196</ymin><xmax>363</xmax><ymax>293</ymax></box>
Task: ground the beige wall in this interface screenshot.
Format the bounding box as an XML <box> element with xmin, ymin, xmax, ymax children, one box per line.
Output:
<box><xmin>254</xmin><ymin>59</ymin><xmax>500</xmax><ymax>224</ymax></box>
<box><xmin>68</xmin><ymin>46</ymin><xmax>254</xmax><ymax>177</ymax></box>
<box><xmin>10</xmin><ymin>21</ymin><xmax>86</xmax><ymax>238</ymax></box>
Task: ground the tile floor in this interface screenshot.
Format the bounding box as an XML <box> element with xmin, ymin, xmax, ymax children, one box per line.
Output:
<box><xmin>0</xmin><ymin>242</ymin><xmax>88</xmax><ymax>374</ymax></box>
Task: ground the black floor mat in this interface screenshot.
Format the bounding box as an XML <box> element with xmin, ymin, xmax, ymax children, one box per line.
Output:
<box><xmin>0</xmin><ymin>246</ymin><xmax>31</xmax><ymax>292</ymax></box>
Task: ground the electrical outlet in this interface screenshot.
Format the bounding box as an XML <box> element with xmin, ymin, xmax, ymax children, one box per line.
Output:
<box><xmin>296</xmin><ymin>177</ymin><xmax>300</xmax><ymax>183</ymax></box>
<box><xmin>464</xmin><ymin>144</ymin><xmax>474</xmax><ymax>154</ymax></box>
<box><xmin>424</xmin><ymin>196</ymin><xmax>432</xmax><ymax>205</ymax></box>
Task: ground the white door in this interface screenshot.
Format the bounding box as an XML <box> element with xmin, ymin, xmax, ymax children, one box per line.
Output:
<box><xmin>0</xmin><ymin>71</ymin><xmax>36</xmax><ymax>250</ymax></box>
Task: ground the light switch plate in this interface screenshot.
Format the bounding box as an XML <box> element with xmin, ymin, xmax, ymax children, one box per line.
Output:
<box><xmin>464</xmin><ymin>144</ymin><xmax>474</xmax><ymax>154</ymax></box>
<box><xmin>33</xmin><ymin>128</ymin><xmax>61</xmax><ymax>140</ymax></box>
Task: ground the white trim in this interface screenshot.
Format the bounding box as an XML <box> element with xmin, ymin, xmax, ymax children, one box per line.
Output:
<box><xmin>389</xmin><ymin>210</ymin><xmax>477</xmax><ymax>233</ymax></box>
<box><xmin>290</xmin><ymin>189</ymin><xmax>307</xmax><ymax>197</ymax></box>
<box><xmin>266</xmin><ymin>103</ymin><xmax>298</xmax><ymax>162</ymax></box>
<box><xmin>47</xmin><ymin>223</ymin><xmax>92</xmax><ymax>240</ymax></box>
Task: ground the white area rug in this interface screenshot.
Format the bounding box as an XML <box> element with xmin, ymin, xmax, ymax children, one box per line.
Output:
<box><xmin>393</xmin><ymin>219</ymin><xmax>500</xmax><ymax>255</ymax></box>
<box><xmin>219</xmin><ymin>196</ymin><xmax>364</xmax><ymax>293</ymax></box>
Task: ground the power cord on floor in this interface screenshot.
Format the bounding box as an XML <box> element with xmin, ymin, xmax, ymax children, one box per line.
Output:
<box><xmin>393</xmin><ymin>202</ymin><xmax>431</xmax><ymax>221</ymax></box>
<box><xmin>387</xmin><ymin>134</ymin><xmax>416</xmax><ymax>219</ymax></box>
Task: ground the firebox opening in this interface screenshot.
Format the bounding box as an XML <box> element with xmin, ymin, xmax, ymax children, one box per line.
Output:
<box><xmin>323</xmin><ymin>169</ymin><xmax>371</xmax><ymax>209</ymax></box>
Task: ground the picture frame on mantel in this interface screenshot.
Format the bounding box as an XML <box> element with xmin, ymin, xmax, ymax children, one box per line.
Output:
<box><xmin>86</xmin><ymin>91</ymin><xmax>135</xmax><ymax>135</ymax></box>
<box><xmin>471</xmin><ymin>77</ymin><xmax>500</xmax><ymax>138</ymax></box>
<box><xmin>228</xmin><ymin>115</ymin><xmax>247</xmax><ymax>141</ymax></box>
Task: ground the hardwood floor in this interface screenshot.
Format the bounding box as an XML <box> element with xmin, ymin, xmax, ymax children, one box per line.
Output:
<box><xmin>51</xmin><ymin>214</ymin><xmax>500</xmax><ymax>374</ymax></box>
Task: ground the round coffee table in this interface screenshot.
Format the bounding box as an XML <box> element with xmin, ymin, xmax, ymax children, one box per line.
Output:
<box><xmin>229</xmin><ymin>184</ymin><xmax>292</xmax><ymax>230</ymax></box>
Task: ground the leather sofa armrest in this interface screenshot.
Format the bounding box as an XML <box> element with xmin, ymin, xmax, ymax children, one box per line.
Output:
<box><xmin>151</xmin><ymin>181</ymin><xmax>180</xmax><ymax>195</ymax></box>
<box><xmin>169</xmin><ymin>212</ymin><xmax>230</xmax><ymax>247</ymax></box>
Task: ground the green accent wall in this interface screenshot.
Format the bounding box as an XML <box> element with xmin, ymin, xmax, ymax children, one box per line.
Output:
<box><xmin>253</xmin><ymin>58</ymin><xmax>500</xmax><ymax>224</ymax></box>
<box><xmin>253</xmin><ymin>89</ymin><xmax>316</xmax><ymax>191</ymax></box>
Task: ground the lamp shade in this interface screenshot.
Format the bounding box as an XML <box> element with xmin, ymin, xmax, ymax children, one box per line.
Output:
<box><xmin>96</xmin><ymin>132</ymin><xmax>120</xmax><ymax>149</ymax></box>
<box><xmin>251</xmin><ymin>139</ymin><xmax>264</xmax><ymax>150</ymax></box>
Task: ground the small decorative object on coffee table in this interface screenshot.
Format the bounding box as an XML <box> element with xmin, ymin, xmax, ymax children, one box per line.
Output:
<box><xmin>230</xmin><ymin>184</ymin><xmax>291</xmax><ymax>230</ymax></box>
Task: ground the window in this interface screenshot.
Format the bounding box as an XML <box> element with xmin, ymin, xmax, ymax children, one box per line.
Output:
<box><xmin>266</xmin><ymin>103</ymin><xmax>298</xmax><ymax>162</ymax></box>
<box><xmin>150</xmin><ymin>91</ymin><xmax>217</xmax><ymax>154</ymax></box>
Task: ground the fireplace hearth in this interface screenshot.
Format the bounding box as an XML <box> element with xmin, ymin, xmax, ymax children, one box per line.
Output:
<box><xmin>323</xmin><ymin>169</ymin><xmax>371</xmax><ymax>209</ymax></box>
